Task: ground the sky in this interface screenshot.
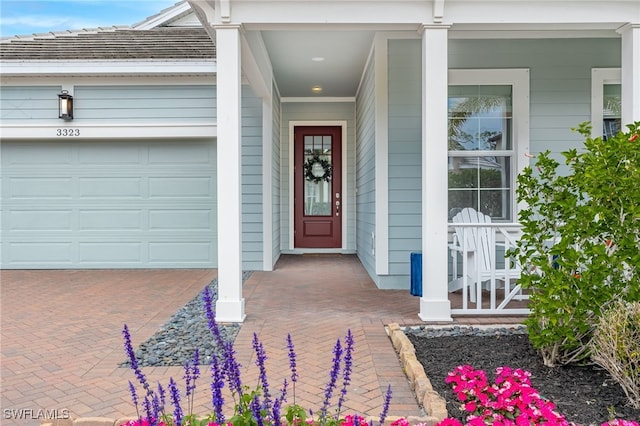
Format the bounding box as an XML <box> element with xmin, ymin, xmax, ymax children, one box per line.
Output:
<box><xmin>1</xmin><ymin>0</ymin><xmax>180</xmax><ymax>38</ymax></box>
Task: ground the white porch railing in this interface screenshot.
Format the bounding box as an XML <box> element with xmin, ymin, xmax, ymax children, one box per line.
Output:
<box><xmin>448</xmin><ymin>222</ymin><xmax>530</xmax><ymax>315</ymax></box>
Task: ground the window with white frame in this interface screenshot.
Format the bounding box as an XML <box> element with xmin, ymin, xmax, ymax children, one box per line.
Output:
<box><xmin>591</xmin><ymin>68</ymin><xmax>622</xmax><ymax>140</ymax></box>
<box><xmin>448</xmin><ymin>69</ymin><xmax>529</xmax><ymax>222</ymax></box>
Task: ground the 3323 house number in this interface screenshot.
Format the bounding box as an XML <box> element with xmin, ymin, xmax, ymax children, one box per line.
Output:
<box><xmin>56</xmin><ymin>128</ymin><xmax>80</xmax><ymax>136</ymax></box>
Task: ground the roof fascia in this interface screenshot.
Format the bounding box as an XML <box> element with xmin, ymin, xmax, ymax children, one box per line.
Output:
<box><xmin>133</xmin><ymin>1</ymin><xmax>193</xmax><ymax>30</ymax></box>
<box><xmin>204</xmin><ymin>0</ymin><xmax>637</xmax><ymax>27</ymax></box>
<box><xmin>1</xmin><ymin>75</ymin><xmax>217</xmax><ymax>85</ymax></box>
<box><xmin>0</xmin><ymin>60</ymin><xmax>216</xmax><ymax>76</ymax></box>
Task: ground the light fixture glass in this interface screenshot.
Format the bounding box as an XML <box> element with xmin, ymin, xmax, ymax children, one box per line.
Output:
<box><xmin>311</xmin><ymin>86</ymin><xmax>323</xmax><ymax>93</ymax></box>
<box><xmin>58</xmin><ymin>90</ymin><xmax>74</xmax><ymax>120</ymax></box>
<box><xmin>311</xmin><ymin>57</ymin><xmax>325</xmax><ymax>62</ymax></box>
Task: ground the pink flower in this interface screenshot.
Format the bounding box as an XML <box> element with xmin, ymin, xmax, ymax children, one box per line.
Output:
<box><xmin>435</xmin><ymin>419</ymin><xmax>464</xmax><ymax>426</ymax></box>
<box><xmin>602</xmin><ymin>421</ymin><xmax>640</xmax><ymax>426</ymax></box>
<box><xmin>390</xmin><ymin>418</ymin><xmax>411</xmax><ymax>426</ymax></box>
<box><xmin>463</xmin><ymin>401</ymin><xmax>477</xmax><ymax>412</ymax></box>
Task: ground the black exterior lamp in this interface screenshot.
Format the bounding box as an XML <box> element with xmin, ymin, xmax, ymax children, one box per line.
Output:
<box><xmin>58</xmin><ymin>90</ymin><xmax>74</xmax><ymax>120</ymax></box>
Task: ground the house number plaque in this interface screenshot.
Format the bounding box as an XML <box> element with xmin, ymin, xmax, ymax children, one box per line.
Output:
<box><xmin>56</xmin><ymin>128</ymin><xmax>81</xmax><ymax>136</ymax></box>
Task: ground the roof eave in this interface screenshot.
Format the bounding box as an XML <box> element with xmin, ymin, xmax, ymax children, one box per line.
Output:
<box><xmin>0</xmin><ymin>60</ymin><xmax>217</xmax><ymax>76</ymax></box>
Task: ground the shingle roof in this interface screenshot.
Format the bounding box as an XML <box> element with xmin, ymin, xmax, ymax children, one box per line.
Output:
<box><xmin>0</xmin><ymin>27</ymin><xmax>215</xmax><ymax>61</ymax></box>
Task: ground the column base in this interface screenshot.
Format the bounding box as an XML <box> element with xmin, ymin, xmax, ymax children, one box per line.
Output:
<box><xmin>418</xmin><ymin>298</ymin><xmax>452</xmax><ymax>322</ymax></box>
<box><xmin>215</xmin><ymin>299</ymin><xmax>246</xmax><ymax>323</ymax></box>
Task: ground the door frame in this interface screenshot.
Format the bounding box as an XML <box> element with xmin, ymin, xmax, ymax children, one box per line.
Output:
<box><xmin>288</xmin><ymin>120</ymin><xmax>348</xmax><ymax>251</ymax></box>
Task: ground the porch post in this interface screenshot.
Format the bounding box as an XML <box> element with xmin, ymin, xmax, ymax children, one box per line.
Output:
<box><xmin>419</xmin><ymin>24</ymin><xmax>452</xmax><ymax>322</ymax></box>
<box><xmin>214</xmin><ymin>24</ymin><xmax>246</xmax><ymax>322</ymax></box>
<box><xmin>618</xmin><ymin>24</ymin><xmax>640</xmax><ymax>125</ymax></box>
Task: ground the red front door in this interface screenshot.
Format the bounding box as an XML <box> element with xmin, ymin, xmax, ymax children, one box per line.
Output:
<box><xmin>294</xmin><ymin>126</ymin><xmax>342</xmax><ymax>248</ymax></box>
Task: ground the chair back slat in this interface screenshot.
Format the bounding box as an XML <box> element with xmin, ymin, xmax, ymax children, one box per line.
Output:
<box><xmin>452</xmin><ymin>207</ymin><xmax>493</xmax><ymax>272</ymax></box>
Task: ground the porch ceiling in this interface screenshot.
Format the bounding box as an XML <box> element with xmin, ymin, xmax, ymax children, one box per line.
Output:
<box><xmin>259</xmin><ymin>29</ymin><xmax>376</xmax><ymax>98</ymax></box>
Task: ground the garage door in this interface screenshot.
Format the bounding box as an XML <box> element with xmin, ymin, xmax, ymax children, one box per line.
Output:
<box><xmin>0</xmin><ymin>139</ymin><xmax>217</xmax><ymax>268</ymax></box>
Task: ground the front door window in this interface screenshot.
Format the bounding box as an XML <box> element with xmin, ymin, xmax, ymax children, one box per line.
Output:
<box><xmin>304</xmin><ymin>135</ymin><xmax>333</xmax><ymax>216</ymax></box>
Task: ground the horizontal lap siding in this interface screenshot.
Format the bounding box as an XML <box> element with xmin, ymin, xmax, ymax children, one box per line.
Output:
<box><xmin>1</xmin><ymin>86</ymin><xmax>61</xmax><ymax>120</ymax></box>
<box><xmin>272</xmin><ymin>86</ymin><xmax>282</xmax><ymax>266</ymax></box>
<box><xmin>242</xmin><ymin>86</ymin><xmax>264</xmax><ymax>270</ymax></box>
<box><xmin>73</xmin><ymin>85</ymin><xmax>216</xmax><ymax>122</ymax></box>
<box><xmin>356</xmin><ymin>57</ymin><xmax>377</xmax><ymax>282</ymax></box>
<box><xmin>383</xmin><ymin>37</ymin><xmax>620</xmax><ymax>287</ymax></box>
<box><xmin>449</xmin><ymin>38</ymin><xmax>621</xmax><ymax>165</ymax></box>
<box><xmin>387</xmin><ymin>39</ymin><xmax>422</xmax><ymax>279</ymax></box>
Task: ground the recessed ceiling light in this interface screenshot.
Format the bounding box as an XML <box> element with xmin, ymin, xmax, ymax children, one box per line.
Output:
<box><xmin>311</xmin><ymin>57</ymin><xmax>325</xmax><ymax>62</ymax></box>
<box><xmin>311</xmin><ymin>86</ymin><xmax>323</xmax><ymax>93</ymax></box>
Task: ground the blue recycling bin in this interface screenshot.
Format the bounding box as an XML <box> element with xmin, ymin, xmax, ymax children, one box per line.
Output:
<box><xmin>410</xmin><ymin>252</ymin><xmax>422</xmax><ymax>297</ymax></box>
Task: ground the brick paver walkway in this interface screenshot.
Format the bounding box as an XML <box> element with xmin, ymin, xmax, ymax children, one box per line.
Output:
<box><xmin>1</xmin><ymin>255</ymin><xmax>525</xmax><ymax>425</ymax></box>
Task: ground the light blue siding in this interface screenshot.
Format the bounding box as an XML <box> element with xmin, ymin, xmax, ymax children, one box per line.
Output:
<box><xmin>242</xmin><ymin>86</ymin><xmax>264</xmax><ymax>270</ymax></box>
<box><xmin>1</xmin><ymin>86</ymin><xmax>61</xmax><ymax>120</ymax></box>
<box><xmin>355</xmin><ymin>56</ymin><xmax>377</xmax><ymax>282</ymax></box>
<box><xmin>387</xmin><ymin>40</ymin><xmax>422</xmax><ymax>281</ymax></box>
<box><xmin>272</xmin><ymin>84</ymin><xmax>282</xmax><ymax>266</ymax></box>
<box><xmin>0</xmin><ymin>85</ymin><xmax>216</xmax><ymax>123</ymax></box>
<box><xmin>449</xmin><ymin>38</ymin><xmax>621</xmax><ymax>158</ymax></box>
<box><xmin>74</xmin><ymin>85</ymin><xmax>216</xmax><ymax>122</ymax></box>
<box><xmin>382</xmin><ymin>37</ymin><xmax>621</xmax><ymax>288</ymax></box>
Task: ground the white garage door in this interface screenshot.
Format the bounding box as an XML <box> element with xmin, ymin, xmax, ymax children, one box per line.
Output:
<box><xmin>1</xmin><ymin>139</ymin><xmax>217</xmax><ymax>268</ymax></box>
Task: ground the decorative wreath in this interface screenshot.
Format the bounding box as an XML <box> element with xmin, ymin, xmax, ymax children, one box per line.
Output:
<box><xmin>304</xmin><ymin>155</ymin><xmax>332</xmax><ymax>183</ymax></box>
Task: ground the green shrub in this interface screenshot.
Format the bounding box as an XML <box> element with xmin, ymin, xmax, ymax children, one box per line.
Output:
<box><xmin>591</xmin><ymin>299</ymin><xmax>640</xmax><ymax>408</ymax></box>
<box><xmin>511</xmin><ymin>122</ymin><xmax>640</xmax><ymax>367</ymax></box>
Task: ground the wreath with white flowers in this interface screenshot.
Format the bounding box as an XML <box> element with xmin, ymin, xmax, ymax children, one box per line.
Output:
<box><xmin>304</xmin><ymin>155</ymin><xmax>332</xmax><ymax>183</ymax></box>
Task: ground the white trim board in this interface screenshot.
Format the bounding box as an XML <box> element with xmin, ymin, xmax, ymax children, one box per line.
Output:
<box><xmin>0</xmin><ymin>122</ymin><xmax>216</xmax><ymax>140</ymax></box>
<box><xmin>591</xmin><ymin>68</ymin><xmax>622</xmax><ymax>138</ymax></box>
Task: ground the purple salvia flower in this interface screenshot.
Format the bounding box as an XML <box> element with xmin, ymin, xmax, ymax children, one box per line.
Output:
<box><xmin>379</xmin><ymin>384</ymin><xmax>392</xmax><ymax>426</ymax></box>
<box><xmin>286</xmin><ymin>333</ymin><xmax>298</xmax><ymax>405</ymax></box>
<box><xmin>319</xmin><ymin>338</ymin><xmax>343</xmax><ymax>424</ymax></box>
<box><xmin>184</xmin><ymin>349</ymin><xmax>200</xmax><ymax>397</ymax></box>
<box><xmin>143</xmin><ymin>395</ymin><xmax>153</xmax><ymax>426</ymax></box>
<box><xmin>151</xmin><ymin>393</ymin><xmax>162</xmax><ymax>425</ymax></box>
<box><xmin>252</xmin><ymin>333</ymin><xmax>272</xmax><ymax>411</ymax></box>
<box><xmin>223</xmin><ymin>340</ymin><xmax>243</xmax><ymax>403</ymax></box>
<box><xmin>157</xmin><ymin>382</ymin><xmax>166</xmax><ymax>411</ymax></box>
<box><xmin>336</xmin><ymin>329</ymin><xmax>354</xmax><ymax>417</ymax></box>
<box><xmin>168</xmin><ymin>377</ymin><xmax>183</xmax><ymax>426</ymax></box>
<box><xmin>184</xmin><ymin>361</ymin><xmax>192</xmax><ymax>399</ymax></box>
<box><xmin>202</xmin><ymin>286</ymin><xmax>224</xmax><ymax>347</ymax></box>
<box><xmin>128</xmin><ymin>381</ymin><xmax>141</xmax><ymax>420</ymax></box>
<box><xmin>123</xmin><ymin>324</ymin><xmax>150</xmax><ymax>393</ymax></box>
<box><xmin>210</xmin><ymin>355</ymin><xmax>226</xmax><ymax>423</ymax></box>
<box><xmin>272</xmin><ymin>378</ymin><xmax>288</xmax><ymax>426</ymax></box>
<box><xmin>286</xmin><ymin>333</ymin><xmax>298</xmax><ymax>382</ymax></box>
<box><xmin>250</xmin><ymin>393</ymin><xmax>264</xmax><ymax>426</ymax></box>
<box><xmin>185</xmin><ymin>348</ymin><xmax>200</xmax><ymax>416</ymax></box>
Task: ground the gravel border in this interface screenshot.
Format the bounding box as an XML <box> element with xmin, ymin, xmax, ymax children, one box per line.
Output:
<box><xmin>120</xmin><ymin>273</ymin><xmax>250</xmax><ymax>367</ymax></box>
<box><xmin>402</xmin><ymin>324</ymin><xmax>527</xmax><ymax>339</ymax></box>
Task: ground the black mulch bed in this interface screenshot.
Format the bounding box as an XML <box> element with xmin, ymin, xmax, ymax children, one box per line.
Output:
<box><xmin>406</xmin><ymin>333</ymin><xmax>640</xmax><ymax>425</ymax></box>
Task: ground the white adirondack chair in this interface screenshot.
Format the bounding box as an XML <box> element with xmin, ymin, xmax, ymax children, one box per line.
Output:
<box><xmin>448</xmin><ymin>208</ymin><xmax>523</xmax><ymax>305</ymax></box>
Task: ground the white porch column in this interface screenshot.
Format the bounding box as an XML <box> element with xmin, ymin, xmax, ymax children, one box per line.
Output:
<box><xmin>419</xmin><ymin>24</ymin><xmax>452</xmax><ymax>322</ymax></box>
<box><xmin>214</xmin><ymin>24</ymin><xmax>246</xmax><ymax>322</ymax></box>
<box><xmin>619</xmin><ymin>24</ymin><xmax>640</xmax><ymax>125</ymax></box>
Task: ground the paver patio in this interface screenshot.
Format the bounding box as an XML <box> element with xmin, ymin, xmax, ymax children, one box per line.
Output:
<box><xmin>1</xmin><ymin>254</ymin><xmax>525</xmax><ymax>425</ymax></box>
